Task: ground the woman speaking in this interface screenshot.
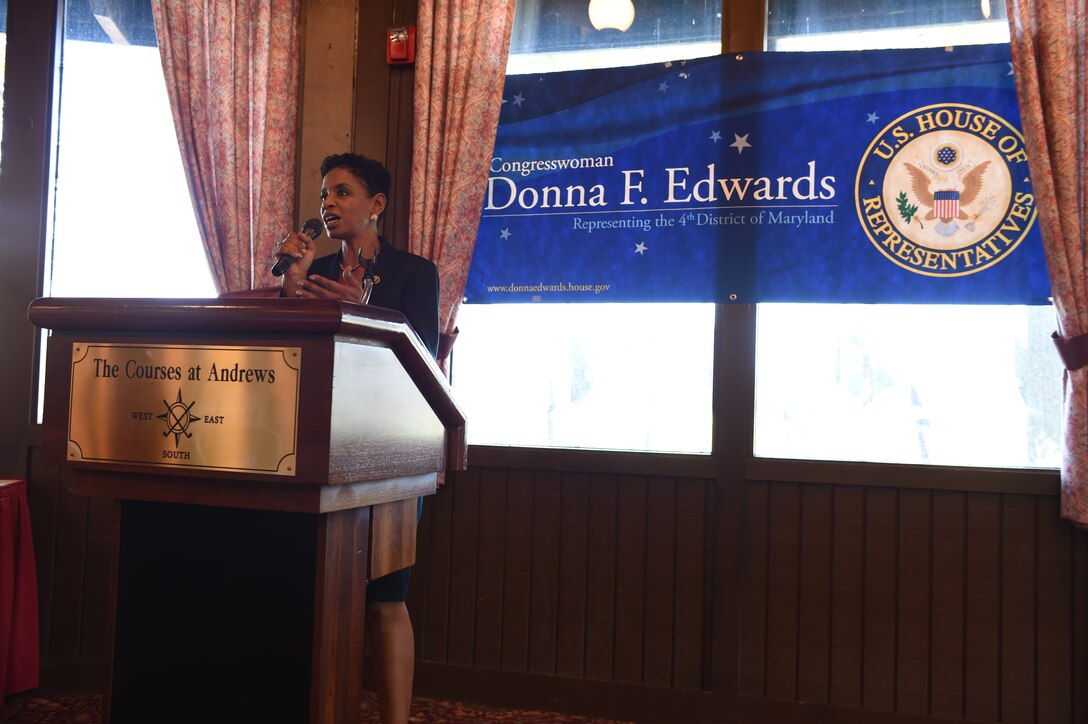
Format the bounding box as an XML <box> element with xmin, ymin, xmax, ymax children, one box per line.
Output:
<box><xmin>275</xmin><ymin>152</ymin><xmax>439</xmax><ymax>724</ymax></box>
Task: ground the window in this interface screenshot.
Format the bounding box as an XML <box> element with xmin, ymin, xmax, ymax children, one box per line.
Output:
<box><xmin>508</xmin><ymin>0</ymin><xmax>722</xmax><ymax>73</ymax></box>
<box><xmin>452</xmin><ymin>1</ymin><xmax>721</xmax><ymax>454</ymax></box>
<box><xmin>454</xmin><ymin>303</ymin><xmax>714</xmax><ymax>453</ymax></box>
<box><xmin>37</xmin><ymin>0</ymin><xmax>216</xmax><ymax>423</ymax></box>
<box><xmin>45</xmin><ymin>0</ymin><xmax>214</xmax><ymax>299</ymax></box>
<box><xmin>754</xmin><ymin>303</ymin><xmax>1062</xmax><ymax>468</ymax></box>
<box><xmin>767</xmin><ymin>0</ymin><xmax>1010</xmax><ymax>51</ymax></box>
<box><xmin>754</xmin><ymin>0</ymin><xmax>1062</xmax><ymax>469</ymax></box>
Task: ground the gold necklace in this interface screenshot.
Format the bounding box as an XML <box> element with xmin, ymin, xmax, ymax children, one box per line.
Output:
<box><xmin>341</xmin><ymin>247</ymin><xmax>379</xmax><ymax>273</ymax></box>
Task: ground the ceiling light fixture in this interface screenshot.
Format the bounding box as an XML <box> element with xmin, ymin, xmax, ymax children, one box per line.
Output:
<box><xmin>588</xmin><ymin>0</ymin><xmax>635</xmax><ymax>32</ymax></box>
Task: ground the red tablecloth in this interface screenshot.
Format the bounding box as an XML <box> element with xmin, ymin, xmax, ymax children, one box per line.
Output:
<box><xmin>0</xmin><ymin>479</ymin><xmax>39</xmax><ymax>705</ymax></box>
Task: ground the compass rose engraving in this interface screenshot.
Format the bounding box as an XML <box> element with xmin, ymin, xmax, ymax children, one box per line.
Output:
<box><xmin>158</xmin><ymin>389</ymin><xmax>200</xmax><ymax>447</ymax></box>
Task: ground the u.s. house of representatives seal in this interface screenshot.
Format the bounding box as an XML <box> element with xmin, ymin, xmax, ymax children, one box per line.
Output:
<box><xmin>855</xmin><ymin>103</ymin><xmax>1036</xmax><ymax>277</ymax></box>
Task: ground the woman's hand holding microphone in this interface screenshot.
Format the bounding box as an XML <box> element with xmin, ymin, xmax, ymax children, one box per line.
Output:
<box><xmin>274</xmin><ymin>219</ymin><xmax>366</xmax><ymax>303</ymax></box>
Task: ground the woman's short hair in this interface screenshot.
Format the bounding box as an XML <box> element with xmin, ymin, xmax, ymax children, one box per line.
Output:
<box><xmin>320</xmin><ymin>153</ymin><xmax>391</xmax><ymax>198</ymax></box>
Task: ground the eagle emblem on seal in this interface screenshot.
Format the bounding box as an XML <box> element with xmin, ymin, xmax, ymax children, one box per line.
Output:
<box><xmin>901</xmin><ymin>141</ymin><xmax>990</xmax><ymax>238</ymax></box>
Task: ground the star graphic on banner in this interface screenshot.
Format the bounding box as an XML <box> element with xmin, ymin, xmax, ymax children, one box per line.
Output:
<box><xmin>730</xmin><ymin>133</ymin><xmax>751</xmax><ymax>154</ymax></box>
<box><xmin>866</xmin><ymin>111</ymin><xmax>879</xmax><ymax>124</ymax></box>
<box><xmin>658</xmin><ymin>80</ymin><xmax>669</xmax><ymax>93</ymax></box>
<box><xmin>635</xmin><ymin>242</ymin><xmax>648</xmax><ymax>255</ymax></box>
<box><xmin>500</xmin><ymin>228</ymin><xmax>511</xmax><ymax>240</ymax></box>
<box><xmin>710</xmin><ymin>130</ymin><xmax>722</xmax><ymax>143</ymax></box>
<box><xmin>1008</xmin><ymin>62</ymin><xmax>1014</xmax><ymax>76</ymax></box>
<box><xmin>512</xmin><ymin>92</ymin><xmax>526</xmax><ymax>107</ymax></box>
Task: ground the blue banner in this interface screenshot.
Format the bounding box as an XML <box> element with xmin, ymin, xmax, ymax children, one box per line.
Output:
<box><xmin>465</xmin><ymin>44</ymin><xmax>1050</xmax><ymax>304</ymax></box>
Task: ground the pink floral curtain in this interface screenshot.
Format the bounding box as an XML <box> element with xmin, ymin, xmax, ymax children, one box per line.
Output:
<box><xmin>409</xmin><ymin>0</ymin><xmax>517</xmax><ymax>371</ymax></box>
<box><xmin>1005</xmin><ymin>1</ymin><xmax>1088</xmax><ymax>525</ymax></box>
<box><xmin>151</xmin><ymin>0</ymin><xmax>301</xmax><ymax>294</ymax></box>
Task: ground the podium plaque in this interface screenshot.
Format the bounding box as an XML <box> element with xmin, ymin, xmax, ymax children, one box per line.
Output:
<box><xmin>67</xmin><ymin>341</ymin><xmax>302</xmax><ymax>474</ymax></box>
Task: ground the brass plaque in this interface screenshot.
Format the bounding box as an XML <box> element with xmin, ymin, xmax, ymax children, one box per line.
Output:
<box><xmin>67</xmin><ymin>343</ymin><xmax>301</xmax><ymax>475</ymax></box>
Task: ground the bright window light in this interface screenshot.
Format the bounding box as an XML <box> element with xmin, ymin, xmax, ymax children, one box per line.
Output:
<box><xmin>453</xmin><ymin>303</ymin><xmax>715</xmax><ymax>453</ymax></box>
<box><xmin>507</xmin><ymin>41</ymin><xmax>721</xmax><ymax>75</ymax></box>
<box><xmin>46</xmin><ymin>39</ymin><xmax>215</xmax><ymax>299</ymax></box>
<box><xmin>769</xmin><ymin>21</ymin><xmax>1010</xmax><ymax>52</ymax></box>
<box><xmin>754</xmin><ymin>304</ymin><xmax>1062</xmax><ymax>468</ymax></box>
<box><xmin>767</xmin><ymin>0</ymin><xmax>1010</xmax><ymax>51</ymax></box>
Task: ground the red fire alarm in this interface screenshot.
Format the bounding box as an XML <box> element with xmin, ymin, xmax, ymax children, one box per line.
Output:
<box><xmin>387</xmin><ymin>26</ymin><xmax>416</xmax><ymax>65</ymax></box>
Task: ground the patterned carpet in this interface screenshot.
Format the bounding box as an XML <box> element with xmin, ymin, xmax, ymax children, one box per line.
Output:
<box><xmin>0</xmin><ymin>692</ymin><xmax>636</xmax><ymax>723</ymax></box>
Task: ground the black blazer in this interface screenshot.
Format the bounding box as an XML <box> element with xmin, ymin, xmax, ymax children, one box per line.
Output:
<box><xmin>308</xmin><ymin>237</ymin><xmax>440</xmax><ymax>359</ymax></box>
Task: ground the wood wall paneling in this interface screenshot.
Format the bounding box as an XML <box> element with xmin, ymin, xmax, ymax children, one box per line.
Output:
<box><xmin>81</xmin><ymin>496</ymin><xmax>115</xmax><ymax>662</ymax></box>
<box><xmin>499</xmin><ymin>469</ymin><xmax>533</xmax><ymax>671</ymax></box>
<box><xmin>895</xmin><ymin>489</ymin><xmax>932</xmax><ymax>716</ymax></box>
<box><xmin>672</xmin><ymin>479</ymin><xmax>708</xmax><ymax>690</ymax></box>
<box><xmin>556</xmin><ymin>473</ymin><xmax>590</xmax><ymax>678</ymax></box>
<box><xmin>929</xmin><ymin>491</ymin><xmax>967</xmax><ymax>720</ymax></box>
<box><xmin>527</xmin><ymin>471</ymin><xmax>561</xmax><ymax>675</ymax></box>
<box><xmin>446</xmin><ymin>467</ymin><xmax>480</xmax><ymax>666</ymax></box>
<box><xmin>829</xmin><ymin>485</ymin><xmax>865</xmax><ymax>710</ymax></box>
<box><xmin>737</xmin><ymin>481</ymin><xmax>769</xmax><ymax>698</ymax></box>
<box><xmin>1035</xmin><ymin>495</ymin><xmax>1073</xmax><ymax>724</ymax></box>
<box><xmin>797</xmin><ymin>483</ymin><xmax>833</xmax><ymax>705</ymax></box>
<box><xmin>472</xmin><ymin>467</ymin><xmax>507</xmax><ymax>669</ymax></box>
<box><xmin>584</xmin><ymin>474</ymin><xmax>619</xmax><ymax>682</ymax></box>
<box><xmin>1073</xmin><ymin>529</ymin><xmax>1088</xmax><ymax>724</ymax></box>
<box><xmin>1001</xmin><ymin>495</ymin><xmax>1038</xmax><ymax>724</ymax></box>
<box><xmin>49</xmin><ymin>471</ymin><xmax>93</xmax><ymax>664</ymax></box>
<box><xmin>613</xmin><ymin>476</ymin><xmax>648</xmax><ymax>684</ymax></box>
<box><xmin>764</xmin><ymin>482</ymin><xmax>801</xmax><ymax>701</ymax></box>
<box><xmin>24</xmin><ymin>453</ymin><xmax>60</xmax><ymax>663</ymax></box>
<box><xmin>420</xmin><ymin>469</ymin><xmax>453</xmax><ymax>663</ymax></box>
<box><xmin>964</xmin><ymin>494</ymin><xmax>1001</xmax><ymax>722</ymax></box>
<box><xmin>408</xmin><ymin>462</ymin><xmax>1087</xmax><ymax>724</ymax></box>
<box><xmin>642</xmin><ymin>477</ymin><xmax>678</xmax><ymax>688</ymax></box>
<box><xmin>862</xmin><ymin>488</ymin><xmax>898</xmax><ymax>711</ymax></box>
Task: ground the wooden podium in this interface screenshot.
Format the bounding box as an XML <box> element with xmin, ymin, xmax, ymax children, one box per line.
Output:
<box><xmin>28</xmin><ymin>297</ymin><xmax>466</xmax><ymax>724</ymax></box>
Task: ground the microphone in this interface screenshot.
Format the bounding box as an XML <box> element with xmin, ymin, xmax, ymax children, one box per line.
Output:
<box><xmin>271</xmin><ymin>218</ymin><xmax>323</xmax><ymax>276</ymax></box>
<box><xmin>358</xmin><ymin>255</ymin><xmax>378</xmax><ymax>305</ymax></box>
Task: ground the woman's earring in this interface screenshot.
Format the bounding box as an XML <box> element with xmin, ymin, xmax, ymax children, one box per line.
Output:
<box><xmin>369</xmin><ymin>212</ymin><xmax>378</xmax><ymax>222</ymax></box>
